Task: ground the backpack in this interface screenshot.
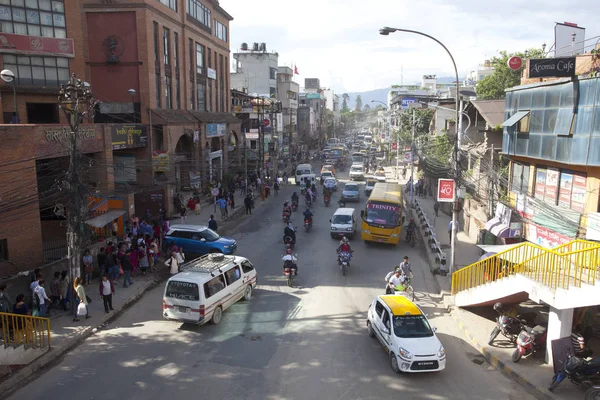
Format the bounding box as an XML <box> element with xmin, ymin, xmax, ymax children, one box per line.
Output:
<box><xmin>32</xmin><ymin>290</ymin><xmax>40</xmax><ymax>308</ymax></box>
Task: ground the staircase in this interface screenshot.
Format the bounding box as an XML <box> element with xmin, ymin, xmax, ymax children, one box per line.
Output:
<box><xmin>0</xmin><ymin>312</ymin><xmax>51</xmax><ymax>365</ymax></box>
<box><xmin>452</xmin><ymin>240</ymin><xmax>600</xmax><ymax>309</ymax></box>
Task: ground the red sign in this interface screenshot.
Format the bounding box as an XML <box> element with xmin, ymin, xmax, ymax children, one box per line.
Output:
<box><xmin>507</xmin><ymin>56</ymin><xmax>523</xmax><ymax>71</ymax></box>
<box><xmin>0</xmin><ymin>33</ymin><xmax>74</xmax><ymax>57</ymax></box>
<box><xmin>391</xmin><ymin>143</ymin><xmax>398</xmax><ymax>151</ymax></box>
<box><xmin>263</xmin><ymin>119</ymin><xmax>270</xmax><ymax>127</ymax></box>
<box><xmin>437</xmin><ymin>179</ymin><xmax>455</xmax><ymax>203</ymax></box>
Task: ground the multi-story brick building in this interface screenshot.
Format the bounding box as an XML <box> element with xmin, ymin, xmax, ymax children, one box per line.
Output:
<box><xmin>0</xmin><ymin>0</ymin><xmax>238</xmax><ymax>275</ymax></box>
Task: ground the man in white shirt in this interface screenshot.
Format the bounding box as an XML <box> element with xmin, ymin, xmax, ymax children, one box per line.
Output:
<box><xmin>34</xmin><ymin>279</ymin><xmax>51</xmax><ymax>317</ymax></box>
<box><xmin>282</xmin><ymin>251</ymin><xmax>298</xmax><ymax>274</ymax></box>
<box><xmin>388</xmin><ymin>270</ymin><xmax>406</xmax><ymax>293</ymax></box>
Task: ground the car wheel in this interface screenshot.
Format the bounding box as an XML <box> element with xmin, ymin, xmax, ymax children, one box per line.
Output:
<box><xmin>367</xmin><ymin>321</ymin><xmax>375</xmax><ymax>338</ymax></box>
<box><xmin>390</xmin><ymin>352</ymin><xmax>401</xmax><ymax>373</ymax></box>
<box><xmin>211</xmin><ymin>306</ymin><xmax>223</xmax><ymax>325</ymax></box>
<box><xmin>243</xmin><ymin>285</ymin><xmax>253</xmax><ymax>301</ymax></box>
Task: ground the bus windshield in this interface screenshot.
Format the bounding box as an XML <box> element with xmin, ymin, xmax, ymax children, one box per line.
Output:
<box><xmin>364</xmin><ymin>201</ymin><xmax>401</xmax><ymax>228</ymax></box>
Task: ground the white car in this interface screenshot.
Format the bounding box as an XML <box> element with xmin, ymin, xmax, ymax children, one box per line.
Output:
<box><xmin>367</xmin><ymin>295</ymin><xmax>446</xmax><ymax>373</ymax></box>
<box><xmin>374</xmin><ymin>170</ymin><xmax>386</xmax><ymax>182</ymax></box>
<box><xmin>349</xmin><ymin>165</ymin><xmax>365</xmax><ymax>181</ymax></box>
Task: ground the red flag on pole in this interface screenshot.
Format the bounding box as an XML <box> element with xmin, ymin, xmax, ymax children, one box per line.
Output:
<box><xmin>294</xmin><ymin>65</ymin><xmax>299</xmax><ymax>75</ymax></box>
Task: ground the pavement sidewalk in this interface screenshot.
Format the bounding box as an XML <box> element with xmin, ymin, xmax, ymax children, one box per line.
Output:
<box><xmin>0</xmin><ymin>183</ymin><xmax>282</xmax><ymax>399</ymax></box>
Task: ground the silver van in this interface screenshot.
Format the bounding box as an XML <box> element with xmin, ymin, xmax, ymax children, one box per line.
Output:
<box><xmin>330</xmin><ymin>207</ymin><xmax>357</xmax><ymax>239</ymax></box>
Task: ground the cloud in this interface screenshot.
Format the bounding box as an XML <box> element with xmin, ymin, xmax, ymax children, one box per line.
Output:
<box><xmin>220</xmin><ymin>0</ymin><xmax>597</xmax><ymax>92</ymax></box>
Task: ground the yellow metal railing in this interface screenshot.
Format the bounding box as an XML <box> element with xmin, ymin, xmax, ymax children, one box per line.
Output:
<box><xmin>451</xmin><ymin>240</ymin><xmax>600</xmax><ymax>295</ymax></box>
<box><xmin>0</xmin><ymin>312</ymin><xmax>51</xmax><ymax>349</ymax></box>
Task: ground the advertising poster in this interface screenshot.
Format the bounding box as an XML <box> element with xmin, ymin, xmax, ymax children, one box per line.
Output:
<box><xmin>535</xmin><ymin>169</ymin><xmax>547</xmax><ymax>199</ymax></box>
<box><xmin>571</xmin><ymin>174</ymin><xmax>586</xmax><ymax>213</ymax></box>
<box><xmin>558</xmin><ymin>172</ymin><xmax>573</xmax><ymax>208</ymax></box>
<box><xmin>152</xmin><ymin>150</ymin><xmax>169</xmax><ymax>172</ymax></box>
<box><xmin>111</xmin><ymin>124</ymin><xmax>148</xmax><ymax>150</ymax></box>
<box><xmin>544</xmin><ymin>168</ymin><xmax>559</xmax><ymax>204</ymax></box>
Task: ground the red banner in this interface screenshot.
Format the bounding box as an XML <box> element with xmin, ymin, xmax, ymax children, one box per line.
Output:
<box><xmin>0</xmin><ymin>33</ymin><xmax>74</xmax><ymax>57</ymax></box>
<box><xmin>437</xmin><ymin>179</ymin><xmax>455</xmax><ymax>202</ymax></box>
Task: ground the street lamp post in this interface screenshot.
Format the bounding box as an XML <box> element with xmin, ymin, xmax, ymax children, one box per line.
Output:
<box><xmin>380</xmin><ymin>26</ymin><xmax>461</xmax><ymax>276</ymax></box>
<box><xmin>58</xmin><ymin>74</ymin><xmax>98</xmax><ymax>313</ymax></box>
<box><xmin>128</xmin><ymin>88</ymin><xmax>136</xmax><ymax>123</ymax></box>
<box><xmin>1</xmin><ymin>69</ymin><xmax>18</xmax><ymax>123</ymax></box>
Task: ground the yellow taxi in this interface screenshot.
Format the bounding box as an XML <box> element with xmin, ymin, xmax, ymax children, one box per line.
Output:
<box><xmin>366</xmin><ymin>295</ymin><xmax>446</xmax><ymax>373</ymax></box>
<box><xmin>321</xmin><ymin>164</ymin><xmax>335</xmax><ymax>175</ymax></box>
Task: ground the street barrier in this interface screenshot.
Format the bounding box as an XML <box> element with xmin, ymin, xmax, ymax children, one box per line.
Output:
<box><xmin>0</xmin><ymin>312</ymin><xmax>51</xmax><ymax>350</ymax></box>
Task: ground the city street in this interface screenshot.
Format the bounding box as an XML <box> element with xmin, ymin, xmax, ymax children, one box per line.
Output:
<box><xmin>8</xmin><ymin>167</ymin><xmax>533</xmax><ymax>400</ymax></box>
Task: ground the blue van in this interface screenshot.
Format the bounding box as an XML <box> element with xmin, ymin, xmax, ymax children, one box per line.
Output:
<box><xmin>164</xmin><ymin>225</ymin><xmax>237</xmax><ymax>256</ymax></box>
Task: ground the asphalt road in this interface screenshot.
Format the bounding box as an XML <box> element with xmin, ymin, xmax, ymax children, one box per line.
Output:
<box><xmin>9</xmin><ymin>166</ymin><xmax>533</xmax><ymax>400</ymax></box>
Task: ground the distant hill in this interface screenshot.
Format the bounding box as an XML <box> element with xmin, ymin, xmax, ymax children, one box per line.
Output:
<box><xmin>344</xmin><ymin>77</ymin><xmax>461</xmax><ymax>110</ymax></box>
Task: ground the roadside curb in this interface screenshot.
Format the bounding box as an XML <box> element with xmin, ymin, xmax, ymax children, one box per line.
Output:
<box><xmin>449</xmin><ymin>309</ymin><xmax>555</xmax><ymax>400</ymax></box>
<box><xmin>0</xmin><ymin>278</ymin><xmax>159</xmax><ymax>400</ymax></box>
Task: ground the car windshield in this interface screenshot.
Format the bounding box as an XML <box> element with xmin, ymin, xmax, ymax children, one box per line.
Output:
<box><xmin>202</xmin><ymin>229</ymin><xmax>220</xmax><ymax>241</ymax></box>
<box><xmin>322</xmin><ymin>172</ymin><xmax>333</xmax><ymax>177</ymax></box>
<box><xmin>365</xmin><ymin>201</ymin><xmax>400</xmax><ymax>227</ymax></box>
<box><xmin>351</xmin><ymin>166</ymin><xmax>362</xmax><ymax>172</ymax></box>
<box><xmin>345</xmin><ymin>184</ymin><xmax>359</xmax><ymax>192</ymax></box>
<box><xmin>375</xmin><ymin>171</ymin><xmax>385</xmax><ymax>176</ymax></box>
<box><xmin>165</xmin><ymin>281</ymin><xmax>200</xmax><ymax>301</ymax></box>
<box><xmin>393</xmin><ymin>315</ymin><xmax>434</xmax><ymax>338</ymax></box>
<box><xmin>333</xmin><ymin>214</ymin><xmax>352</xmax><ymax>224</ymax></box>
<box><xmin>325</xmin><ymin>179</ymin><xmax>336</xmax><ymax>185</ymax></box>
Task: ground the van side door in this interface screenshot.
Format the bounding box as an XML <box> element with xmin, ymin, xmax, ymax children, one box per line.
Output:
<box><xmin>224</xmin><ymin>264</ymin><xmax>244</xmax><ymax>302</ymax></box>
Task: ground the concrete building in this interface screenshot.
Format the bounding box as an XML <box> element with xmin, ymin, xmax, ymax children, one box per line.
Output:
<box><xmin>231</xmin><ymin>43</ymin><xmax>278</xmax><ymax>97</ymax></box>
<box><xmin>304</xmin><ymin>78</ymin><xmax>320</xmax><ymax>94</ymax></box>
<box><xmin>299</xmin><ymin>91</ymin><xmax>324</xmax><ymax>146</ymax></box>
<box><xmin>464</xmin><ymin>60</ymin><xmax>495</xmax><ymax>86</ymax></box>
<box><xmin>297</xmin><ymin>105</ymin><xmax>315</xmax><ymax>141</ymax></box>
<box><xmin>323</xmin><ymin>89</ymin><xmax>341</xmax><ymax>126</ymax></box>
<box><xmin>277</xmin><ymin>66</ymin><xmax>298</xmax><ymax>156</ymax></box>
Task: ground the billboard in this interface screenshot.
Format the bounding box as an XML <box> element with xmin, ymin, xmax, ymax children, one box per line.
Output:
<box><xmin>555</xmin><ymin>22</ymin><xmax>585</xmax><ymax>57</ymax></box>
<box><xmin>111</xmin><ymin>124</ymin><xmax>147</xmax><ymax>150</ymax></box>
<box><xmin>401</xmin><ymin>98</ymin><xmax>416</xmax><ymax>109</ymax></box>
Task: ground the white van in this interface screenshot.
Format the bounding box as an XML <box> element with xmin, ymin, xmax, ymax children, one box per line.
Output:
<box><xmin>330</xmin><ymin>207</ymin><xmax>357</xmax><ymax>239</ymax></box>
<box><xmin>295</xmin><ymin>163</ymin><xmax>314</xmax><ymax>185</ymax></box>
<box><xmin>162</xmin><ymin>253</ymin><xmax>257</xmax><ymax>325</ymax></box>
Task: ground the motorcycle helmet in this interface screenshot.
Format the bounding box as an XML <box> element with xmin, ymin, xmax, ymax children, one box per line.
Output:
<box><xmin>493</xmin><ymin>302</ymin><xmax>503</xmax><ymax>313</ymax></box>
<box><xmin>342</xmin><ymin>237</ymin><xmax>349</xmax><ymax>244</ymax></box>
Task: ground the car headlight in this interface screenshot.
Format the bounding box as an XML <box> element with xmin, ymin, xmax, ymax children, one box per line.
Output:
<box><xmin>346</xmin><ymin>227</ymin><xmax>352</xmax><ymax>231</ymax></box>
<box><xmin>399</xmin><ymin>347</ymin><xmax>412</xmax><ymax>359</ymax></box>
<box><xmin>362</xmin><ymin>230</ymin><xmax>370</xmax><ymax>234</ymax></box>
<box><xmin>437</xmin><ymin>345</ymin><xmax>446</xmax><ymax>359</ymax></box>
<box><xmin>390</xmin><ymin>233</ymin><xmax>400</xmax><ymax>237</ymax></box>
<box><xmin>223</xmin><ymin>245</ymin><xmax>231</xmax><ymax>249</ymax></box>
<box><xmin>331</xmin><ymin>227</ymin><xmax>337</xmax><ymax>231</ymax></box>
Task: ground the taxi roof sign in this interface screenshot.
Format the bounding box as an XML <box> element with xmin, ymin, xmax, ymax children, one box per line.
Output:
<box><xmin>380</xmin><ymin>295</ymin><xmax>422</xmax><ymax>316</ymax></box>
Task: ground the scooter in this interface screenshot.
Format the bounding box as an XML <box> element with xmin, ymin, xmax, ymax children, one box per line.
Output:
<box><xmin>282</xmin><ymin>209</ymin><xmax>291</xmax><ymax>224</ymax></box>
<box><xmin>338</xmin><ymin>251</ymin><xmax>352</xmax><ymax>276</ymax></box>
<box><xmin>304</xmin><ymin>217</ymin><xmax>313</xmax><ymax>232</ymax></box>
<box><xmin>291</xmin><ymin>200</ymin><xmax>298</xmax><ymax>212</ymax></box>
<box><xmin>512</xmin><ymin>325</ymin><xmax>547</xmax><ymax>363</ymax></box>
<box><xmin>283</xmin><ymin>256</ymin><xmax>298</xmax><ymax>287</ymax></box>
<box><xmin>549</xmin><ymin>352</ymin><xmax>600</xmax><ymax>392</ymax></box>
<box><xmin>324</xmin><ymin>195</ymin><xmax>331</xmax><ymax>207</ymax></box>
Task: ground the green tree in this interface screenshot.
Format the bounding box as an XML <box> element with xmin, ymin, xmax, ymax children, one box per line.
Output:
<box><xmin>363</xmin><ymin>104</ymin><xmax>371</xmax><ymax>111</ymax></box>
<box><xmin>426</xmin><ymin>134</ymin><xmax>453</xmax><ymax>163</ymax></box>
<box><xmin>341</xmin><ymin>93</ymin><xmax>350</xmax><ymax>113</ymax></box>
<box><xmin>476</xmin><ymin>48</ymin><xmax>546</xmax><ymax>100</ymax></box>
<box><xmin>354</xmin><ymin>95</ymin><xmax>362</xmax><ymax>112</ymax></box>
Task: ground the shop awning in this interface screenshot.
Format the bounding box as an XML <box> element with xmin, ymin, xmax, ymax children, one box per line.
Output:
<box><xmin>477</xmin><ymin>243</ymin><xmax>522</xmax><ymax>253</ymax></box>
<box><xmin>85</xmin><ymin>210</ymin><xmax>126</xmax><ymax>228</ymax></box>
<box><xmin>502</xmin><ymin>111</ymin><xmax>530</xmax><ymax>127</ymax></box>
<box><xmin>485</xmin><ymin>217</ymin><xmax>511</xmax><ymax>237</ymax></box>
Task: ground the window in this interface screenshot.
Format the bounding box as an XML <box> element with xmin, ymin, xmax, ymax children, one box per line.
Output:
<box><xmin>2</xmin><ymin>55</ymin><xmax>68</xmax><ymax>86</ymax></box>
<box><xmin>270</xmin><ymin>86</ymin><xmax>277</xmax><ymax>98</ymax></box>
<box><xmin>186</xmin><ymin>0</ymin><xmax>210</xmax><ymax>27</ymax></box>
<box><xmin>196</xmin><ymin>43</ymin><xmax>204</xmax><ymax>74</ymax></box>
<box><xmin>510</xmin><ymin>163</ymin><xmax>530</xmax><ymax>194</ymax></box>
<box><xmin>158</xmin><ymin>0</ymin><xmax>177</xmax><ymax>12</ymax></box>
<box><xmin>225</xmin><ymin>266</ymin><xmax>241</xmax><ymax>285</ymax></box>
<box><xmin>175</xmin><ymin>77</ymin><xmax>180</xmax><ymax>109</ymax></box>
<box><xmin>269</xmin><ymin>67</ymin><xmax>277</xmax><ymax>80</ymax></box>
<box><xmin>166</xmin><ymin>281</ymin><xmax>199</xmax><ymax>301</ymax></box>
<box><xmin>219</xmin><ymin>54</ymin><xmax>224</xmax><ymax>112</ymax></box>
<box><xmin>163</xmin><ymin>27</ymin><xmax>170</xmax><ymax>65</ymax></box>
<box><xmin>0</xmin><ymin>0</ymin><xmax>66</xmax><ymax>38</ymax></box>
<box><xmin>165</xmin><ymin>76</ymin><xmax>172</xmax><ymax>109</ymax></box>
<box><xmin>188</xmin><ymin>39</ymin><xmax>194</xmax><ymax>76</ymax></box>
<box><xmin>207</xmin><ymin>80</ymin><xmax>212</xmax><ymax>111</ymax></box>
<box><xmin>214</xmin><ymin>20</ymin><xmax>227</xmax><ymax>42</ymax></box>
<box><xmin>196</xmin><ymin>82</ymin><xmax>205</xmax><ymax>111</ymax></box>
<box><xmin>392</xmin><ymin>315</ymin><xmax>434</xmax><ymax>338</ymax></box>
<box><xmin>190</xmin><ymin>82</ymin><xmax>195</xmax><ymax>110</ymax></box>
<box><xmin>374</xmin><ymin>301</ymin><xmax>384</xmax><ymax>317</ymax></box>
<box><xmin>207</xmin><ymin>47</ymin><xmax>211</xmax><ymax>68</ymax></box>
<box><xmin>0</xmin><ymin>238</ymin><xmax>7</xmax><ymax>261</ymax></box>
<box><xmin>203</xmin><ymin>275</ymin><xmax>225</xmax><ymax>298</ymax></box>
<box><xmin>153</xmin><ymin>22</ymin><xmax>159</xmax><ymax>63</ymax></box>
<box><xmin>241</xmin><ymin>260</ymin><xmax>254</xmax><ymax>274</ymax></box>
<box><xmin>173</xmin><ymin>32</ymin><xmax>179</xmax><ymax>69</ymax></box>
<box><xmin>26</xmin><ymin>102</ymin><xmax>58</xmax><ymax>123</ymax></box>
<box><xmin>155</xmin><ymin>74</ymin><xmax>161</xmax><ymax>108</ymax></box>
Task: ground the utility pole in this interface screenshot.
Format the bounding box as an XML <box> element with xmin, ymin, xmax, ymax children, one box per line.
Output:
<box><xmin>450</xmin><ymin>97</ymin><xmax>464</xmax><ymax>276</ymax></box>
<box><xmin>58</xmin><ymin>74</ymin><xmax>97</xmax><ymax>314</ymax></box>
<box><xmin>410</xmin><ymin>108</ymin><xmax>415</xmax><ymax>206</ymax></box>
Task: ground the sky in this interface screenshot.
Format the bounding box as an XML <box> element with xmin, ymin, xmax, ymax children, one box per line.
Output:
<box><xmin>219</xmin><ymin>0</ymin><xmax>598</xmax><ymax>94</ymax></box>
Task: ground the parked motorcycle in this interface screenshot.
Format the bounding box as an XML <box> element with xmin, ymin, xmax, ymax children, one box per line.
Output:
<box><xmin>324</xmin><ymin>195</ymin><xmax>331</xmax><ymax>207</ymax></box>
<box><xmin>489</xmin><ymin>303</ymin><xmax>536</xmax><ymax>345</ymax></box>
<box><xmin>549</xmin><ymin>353</ymin><xmax>600</xmax><ymax>392</ymax></box>
<box><xmin>283</xmin><ymin>256</ymin><xmax>298</xmax><ymax>287</ymax></box>
<box><xmin>304</xmin><ymin>217</ymin><xmax>313</xmax><ymax>232</ymax></box>
<box><xmin>512</xmin><ymin>324</ymin><xmax>547</xmax><ymax>362</ymax></box>
<box><xmin>291</xmin><ymin>200</ymin><xmax>298</xmax><ymax>212</ymax></box>
<box><xmin>338</xmin><ymin>251</ymin><xmax>352</xmax><ymax>276</ymax></box>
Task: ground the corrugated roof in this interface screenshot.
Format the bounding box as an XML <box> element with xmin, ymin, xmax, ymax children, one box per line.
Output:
<box><xmin>471</xmin><ymin>100</ymin><xmax>505</xmax><ymax>128</ymax></box>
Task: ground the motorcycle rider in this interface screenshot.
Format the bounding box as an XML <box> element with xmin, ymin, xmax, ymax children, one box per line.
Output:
<box><xmin>310</xmin><ymin>183</ymin><xmax>318</xmax><ymax>201</ymax></box>
<box><xmin>282</xmin><ymin>248</ymin><xmax>298</xmax><ymax>274</ymax></box>
<box><xmin>406</xmin><ymin>218</ymin><xmax>417</xmax><ymax>241</ymax></box>
<box><xmin>398</xmin><ymin>256</ymin><xmax>413</xmax><ymax>284</ymax></box>
<box><xmin>387</xmin><ymin>270</ymin><xmax>407</xmax><ymax>293</ymax></box>
<box><xmin>305</xmin><ymin>188</ymin><xmax>313</xmax><ymax>205</ymax></box>
<box><xmin>282</xmin><ymin>201</ymin><xmax>292</xmax><ymax>218</ymax></box>
<box><xmin>303</xmin><ymin>208</ymin><xmax>314</xmax><ymax>226</ymax></box>
<box><xmin>336</xmin><ymin>236</ymin><xmax>353</xmax><ymax>264</ymax></box>
<box><xmin>291</xmin><ymin>191</ymin><xmax>299</xmax><ymax>207</ymax></box>
<box><xmin>323</xmin><ymin>186</ymin><xmax>332</xmax><ymax>202</ymax></box>
<box><xmin>284</xmin><ymin>222</ymin><xmax>296</xmax><ymax>246</ymax></box>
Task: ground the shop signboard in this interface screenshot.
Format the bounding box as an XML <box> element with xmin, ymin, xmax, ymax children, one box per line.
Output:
<box><xmin>207</xmin><ymin>123</ymin><xmax>227</xmax><ymax>138</ymax></box>
<box><xmin>544</xmin><ymin>168</ymin><xmax>559</xmax><ymax>204</ymax></box>
<box><xmin>152</xmin><ymin>150</ymin><xmax>169</xmax><ymax>172</ymax></box>
<box><xmin>558</xmin><ymin>171</ymin><xmax>573</xmax><ymax>208</ymax></box>
<box><xmin>535</xmin><ymin>169</ymin><xmax>546</xmax><ymax>199</ymax></box>
<box><xmin>571</xmin><ymin>173</ymin><xmax>586</xmax><ymax>213</ymax></box>
<box><xmin>111</xmin><ymin>124</ymin><xmax>147</xmax><ymax>150</ymax></box>
<box><xmin>586</xmin><ymin>212</ymin><xmax>600</xmax><ymax>241</ymax></box>
<box><xmin>529</xmin><ymin>57</ymin><xmax>576</xmax><ymax>78</ymax></box>
<box><xmin>437</xmin><ymin>179</ymin><xmax>455</xmax><ymax>203</ymax></box>
<box><xmin>525</xmin><ymin>223</ymin><xmax>571</xmax><ymax>248</ymax></box>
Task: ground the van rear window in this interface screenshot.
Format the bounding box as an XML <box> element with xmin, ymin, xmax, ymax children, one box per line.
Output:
<box><xmin>166</xmin><ymin>281</ymin><xmax>200</xmax><ymax>301</ymax></box>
